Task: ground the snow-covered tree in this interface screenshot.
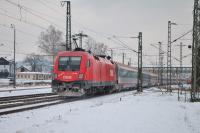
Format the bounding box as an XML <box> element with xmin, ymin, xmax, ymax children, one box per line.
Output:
<box><xmin>24</xmin><ymin>53</ymin><xmax>45</xmax><ymax>72</ymax></box>
<box><xmin>84</xmin><ymin>37</ymin><xmax>108</xmax><ymax>55</ymax></box>
<box><xmin>38</xmin><ymin>25</ymin><xmax>65</xmax><ymax>63</ymax></box>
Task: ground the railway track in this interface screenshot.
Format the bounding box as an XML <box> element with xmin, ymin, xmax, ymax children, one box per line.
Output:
<box><xmin>0</xmin><ymin>93</ymin><xmax>57</xmax><ymax>103</ymax></box>
<box><xmin>0</xmin><ymin>91</ymin><xmax>120</xmax><ymax>116</ymax></box>
<box><xmin>0</xmin><ymin>93</ymin><xmax>78</xmax><ymax>116</ymax></box>
<box><xmin>0</xmin><ymin>85</ymin><xmax>179</xmax><ymax>116</ymax></box>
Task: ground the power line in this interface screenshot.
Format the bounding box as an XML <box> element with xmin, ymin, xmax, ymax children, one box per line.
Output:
<box><xmin>37</xmin><ymin>0</ymin><xmax>64</xmax><ymax>15</ymax></box>
<box><xmin>150</xmin><ymin>44</ymin><xmax>180</xmax><ymax>62</ymax></box>
<box><xmin>0</xmin><ymin>11</ymin><xmax>46</xmax><ymax>30</ymax></box>
<box><xmin>0</xmin><ymin>50</ymin><xmax>53</xmax><ymax>56</ymax></box>
<box><xmin>112</xmin><ymin>37</ymin><xmax>138</xmax><ymax>53</ymax></box>
<box><xmin>72</xmin><ymin>20</ymin><xmax>139</xmax><ymax>53</ymax></box>
<box><xmin>0</xmin><ymin>23</ymin><xmax>38</xmax><ymax>38</ymax></box>
<box><xmin>172</xmin><ymin>29</ymin><xmax>192</xmax><ymax>43</ymax></box>
<box><xmin>26</xmin><ymin>0</ymin><xmax>67</xmax><ymax>25</ymax></box>
<box><xmin>4</xmin><ymin>0</ymin><xmax>65</xmax><ymax>31</ymax></box>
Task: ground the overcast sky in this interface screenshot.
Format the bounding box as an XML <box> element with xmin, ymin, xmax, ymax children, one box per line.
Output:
<box><xmin>0</xmin><ymin>0</ymin><xmax>193</xmax><ymax>67</ymax></box>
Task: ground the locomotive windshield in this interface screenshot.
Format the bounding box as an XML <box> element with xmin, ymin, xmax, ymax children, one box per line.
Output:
<box><xmin>58</xmin><ymin>56</ymin><xmax>81</xmax><ymax>71</ymax></box>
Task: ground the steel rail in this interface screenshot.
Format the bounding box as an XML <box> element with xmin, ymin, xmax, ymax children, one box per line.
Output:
<box><xmin>0</xmin><ymin>93</ymin><xmax>56</xmax><ymax>101</ymax></box>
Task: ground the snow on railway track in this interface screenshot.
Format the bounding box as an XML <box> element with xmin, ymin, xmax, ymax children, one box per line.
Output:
<box><xmin>0</xmin><ymin>93</ymin><xmax>78</xmax><ymax>116</ymax></box>
<box><xmin>0</xmin><ymin>93</ymin><xmax>57</xmax><ymax>103</ymax></box>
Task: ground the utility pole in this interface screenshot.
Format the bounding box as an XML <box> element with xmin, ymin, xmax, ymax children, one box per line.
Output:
<box><xmin>112</xmin><ymin>33</ymin><xmax>143</xmax><ymax>92</ymax></box>
<box><xmin>179</xmin><ymin>42</ymin><xmax>183</xmax><ymax>84</ymax></box>
<box><xmin>111</xmin><ymin>49</ymin><xmax>113</xmax><ymax>60</ymax></box>
<box><xmin>128</xmin><ymin>58</ymin><xmax>131</xmax><ymax>66</ymax></box>
<box><xmin>11</xmin><ymin>24</ymin><xmax>16</xmax><ymax>88</ymax></box>
<box><xmin>180</xmin><ymin>42</ymin><xmax>183</xmax><ymax>72</ymax></box>
<box><xmin>74</xmin><ymin>31</ymin><xmax>88</xmax><ymax>48</ymax></box>
<box><xmin>176</xmin><ymin>42</ymin><xmax>186</xmax><ymax>82</ymax></box>
<box><xmin>167</xmin><ymin>21</ymin><xmax>176</xmax><ymax>92</ymax></box>
<box><xmin>137</xmin><ymin>32</ymin><xmax>143</xmax><ymax>92</ymax></box>
<box><xmin>158</xmin><ymin>42</ymin><xmax>164</xmax><ymax>85</ymax></box>
<box><xmin>191</xmin><ymin>0</ymin><xmax>200</xmax><ymax>101</ymax></box>
<box><xmin>61</xmin><ymin>1</ymin><xmax>72</xmax><ymax>51</ymax></box>
<box><xmin>52</xmin><ymin>44</ymin><xmax>55</xmax><ymax>65</ymax></box>
<box><xmin>122</xmin><ymin>53</ymin><xmax>125</xmax><ymax>64</ymax></box>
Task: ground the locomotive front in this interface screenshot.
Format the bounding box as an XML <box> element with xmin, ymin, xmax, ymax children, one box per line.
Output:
<box><xmin>52</xmin><ymin>51</ymin><xmax>88</xmax><ymax>97</ymax></box>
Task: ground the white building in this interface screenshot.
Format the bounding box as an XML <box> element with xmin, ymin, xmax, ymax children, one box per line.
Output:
<box><xmin>0</xmin><ymin>57</ymin><xmax>13</xmax><ymax>78</ymax></box>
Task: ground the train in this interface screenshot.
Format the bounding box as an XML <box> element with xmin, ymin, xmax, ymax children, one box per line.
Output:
<box><xmin>52</xmin><ymin>48</ymin><xmax>158</xmax><ymax>97</ymax></box>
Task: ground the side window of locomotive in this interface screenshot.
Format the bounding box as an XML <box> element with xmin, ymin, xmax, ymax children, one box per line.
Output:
<box><xmin>58</xmin><ymin>57</ymin><xmax>69</xmax><ymax>71</ymax></box>
<box><xmin>86</xmin><ymin>59</ymin><xmax>90</xmax><ymax>68</ymax></box>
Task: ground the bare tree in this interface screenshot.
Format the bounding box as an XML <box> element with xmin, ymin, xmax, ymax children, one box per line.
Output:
<box><xmin>84</xmin><ymin>37</ymin><xmax>108</xmax><ymax>55</ymax></box>
<box><xmin>38</xmin><ymin>25</ymin><xmax>65</xmax><ymax>63</ymax></box>
<box><xmin>24</xmin><ymin>53</ymin><xmax>44</xmax><ymax>72</ymax></box>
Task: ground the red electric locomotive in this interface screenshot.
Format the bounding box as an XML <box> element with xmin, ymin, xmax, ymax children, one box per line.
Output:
<box><xmin>52</xmin><ymin>49</ymin><xmax>117</xmax><ymax>96</ymax></box>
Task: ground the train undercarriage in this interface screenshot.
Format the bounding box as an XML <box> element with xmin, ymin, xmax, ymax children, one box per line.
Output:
<box><xmin>52</xmin><ymin>80</ymin><xmax>116</xmax><ymax>97</ymax></box>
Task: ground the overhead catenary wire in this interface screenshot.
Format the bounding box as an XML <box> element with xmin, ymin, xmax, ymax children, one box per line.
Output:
<box><xmin>0</xmin><ymin>11</ymin><xmax>46</xmax><ymax>30</ymax></box>
<box><xmin>33</xmin><ymin>1</ymin><xmax>140</xmax><ymax>53</ymax></box>
<box><xmin>37</xmin><ymin>0</ymin><xmax>64</xmax><ymax>16</ymax></box>
<box><xmin>172</xmin><ymin>29</ymin><xmax>192</xmax><ymax>43</ymax></box>
<box><xmin>4</xmin><ymin>0</ymin><xmax>65</xmax><ymax>31</ymax></box>
<box><xmin>0</xmin><ymin>23</ymin><xmax>39</xmax><ymax>38</ymax></box>
<box><xmin>112</xmin><ymin>37</ymin><xmax>138</xmax><ymax>53</ymax></box>
<box><xmin>0</xmin><ymin>50</ymin><xmax>53</xmax><ymax>56</ymax></box>
<box><xmin>150</xmin><ymin>44</ymin><xmax>181</xmax><ymax>62</ymax></box>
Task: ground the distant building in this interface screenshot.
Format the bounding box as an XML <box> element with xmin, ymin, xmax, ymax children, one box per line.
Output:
<box><xmin>16</xmin><ymin>72</ymin><xmax>51</xmax><ymax>80</ymax></box>
<box><xmin>0</xmin><ymin>57</ymin><xmax>13</xmax><ymax>78</ymax></box>
<box><xmin>16</xmin><ymin>66</ymin><xmax>30</xmax><ymax>72</ymax></box>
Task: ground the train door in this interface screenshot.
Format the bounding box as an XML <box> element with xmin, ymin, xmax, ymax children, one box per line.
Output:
<box><xmin>85</xmin><ymin>59</ymin><xmax>92</xmax><ymax>80</ymax></box>
<box><xmin>99</xmin><ymin>61</ymin><xmax>102</xmax><ymax>85</ymax></box>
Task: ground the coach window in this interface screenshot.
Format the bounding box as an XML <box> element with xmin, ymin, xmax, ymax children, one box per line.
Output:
<box><xmin>87</xmin><ymin>59</ymin><xmax>90</xmax><ymax>68</ymax></box>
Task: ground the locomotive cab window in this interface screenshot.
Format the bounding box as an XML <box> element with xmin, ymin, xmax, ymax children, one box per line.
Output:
<box><xmin>58</xmin><ymin>56</ymin><xmax>81</xmax><ymax>71</ymax></box>
<box><xmin>86</xmin><ymin>59</ymin><xmax>90</xmax><ymax>68</ymax></box>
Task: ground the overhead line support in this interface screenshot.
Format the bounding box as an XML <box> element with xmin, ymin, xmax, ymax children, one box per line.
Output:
<box><xmin>191</xmin><ymin>0</ymin><xmax>200</xmax><ymax>101</ymax></box>
<box><xmin>61</xmin><ymin>1</ymin><xmax>72</xmax><ymax>51</ymax></box>
<box><xmin>137</xmin><ymin>32</ymin><xmax>143</xmax><ymax>92</ymax></box>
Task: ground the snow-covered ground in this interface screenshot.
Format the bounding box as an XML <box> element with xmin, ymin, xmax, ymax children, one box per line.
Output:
<box><xmin>0</xmin><ymin>79</ymin><xmax>10</xmax><ymax>85</ymax></box>
<box><xmin>0</xmin><ymin>78</ymin><xmax>51</xmax><ymax>86</ymax></box>
<box><xmin>0</xmin><ymin>86</ymin><xmax>52</xmax><ymax>97</ymax></box>
<box><xmin>0</xmin><ymin>88</ymin><xmax>199</xmax><ymax>133</ymax></box>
